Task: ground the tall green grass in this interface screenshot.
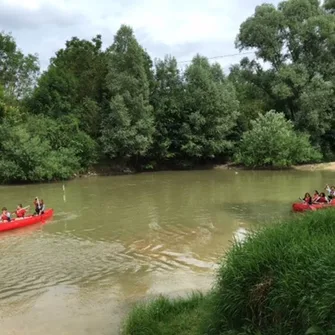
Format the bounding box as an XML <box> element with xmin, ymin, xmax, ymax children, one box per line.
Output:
<box><xmin>205</xmin><ymin>209</ymin><xmax>335</xmax><ymax>335</ymax></box>
<box><xmin>121</xmin><ymin>292</ymin><xmax>208</xmax><ymax>335</ymax></box>
<box><xmin>122</xmin><ymin>209</ymin><xmax>335</xmax><ymax>335</ymax></box>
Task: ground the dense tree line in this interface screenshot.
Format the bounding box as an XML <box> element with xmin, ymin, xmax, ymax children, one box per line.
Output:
<box><xmin>0</xmin><ymin>0</ymin><xmax>334</xmax><ymax>183</ymax></box>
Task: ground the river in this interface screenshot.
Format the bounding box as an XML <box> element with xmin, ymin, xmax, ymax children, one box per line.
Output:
<box><xmin>0</xmin><ymin>169</ymin><xmax>333</xmax><ymax>334</ymax></box>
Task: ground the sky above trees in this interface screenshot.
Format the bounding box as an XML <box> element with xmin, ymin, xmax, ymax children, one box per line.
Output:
<box><xmin>0</xmin><ymin>0</ymin><xmax>280</xmax><ymax>69</ymax></box>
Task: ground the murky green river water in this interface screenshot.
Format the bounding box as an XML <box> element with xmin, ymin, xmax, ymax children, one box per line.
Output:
<box><xmin>0</xmin><ymin>169</ymin><xmax>334</xmax><ymax>334</ymax></box>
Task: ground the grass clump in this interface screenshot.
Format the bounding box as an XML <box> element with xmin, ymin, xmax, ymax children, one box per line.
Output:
<box><xmin>206</xmin><ymin>209</ymin><xmax>335</xmax><ymax>335</ymax></box>
<box><xmin>122</xmin><ymin>209</ymin><xmax>335</xmax><ymax>335</ymax></box>
<box><xmin>121</xmin><ymin>292</ymin><xmax>208</xmax><ymax>335</ymax></box>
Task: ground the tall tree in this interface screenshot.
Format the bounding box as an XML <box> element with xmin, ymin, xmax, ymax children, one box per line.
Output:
<box><xmin>228</xmin><ymin>58</ymin><xmax>274</xmax><ymax>137</ymax></box>
<box><xmin>28</xmin><ymin>35</ymin><xmax>106</xmax><ymax>138</ymax></box>
<box><xmin>235</xmin><ymin>0</ymin><xmax>335</xmax><ymax>153</ymax></box>
<box><xmin>0</xmin><ymin>31</ymin><xmax>39</xmax><ymax>100</ymax></box>
<box><xmin>180</xmin><ymin>55</ymin><xmax>239</xmax><ymax>159</ymax></box>
<box><xmin>101</xmin><ymin>25</ymin><xmax>154</xmax><ymax>160</ymax></box>
<box><xmin>150</xmin><ymin>55</ymin><xmax>184</xmax><ymax>160</ymax></box>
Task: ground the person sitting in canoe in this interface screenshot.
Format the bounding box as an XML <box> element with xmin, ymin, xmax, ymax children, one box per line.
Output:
<box><xmin>315</xmin><ymin>192</ymin><xmax>329</xmax><ymax>203</ymax></box>
<box><xmin>303</xmin><ymin>193</ymin><xmax>312</xmax><ymax>204</ymax></box>
<box><xmin>325</xmin><ymin>184</ymin><xmax>335</xmax><ymax>200</ymax></box>
<box><xmin>1</xmin><ymin>207</ymin><xmax>11</xmax><ymax>222</ymax></box>
<box><xmin>33</xmin><ymin>198</ymin><xmax>40</xmax><ymax>215</ymax></box>
<box><xmin>33</xmin><ymin>198</ymin><xmax>45</xmax><ymax>215</ymax></box>
<box><xmin>39</xmin><ymin>199</ymin><xmax>45</xmax><ymax>214</ymax></box>
<box><xmin>15</xmin><ymin>204</ymin><xmax>27</xmax><ymax>218</ymax></box>
<box><xmin>312</xmin><ymin>190</ymin><xmax>320</xmax><ymax>203</ymax></box>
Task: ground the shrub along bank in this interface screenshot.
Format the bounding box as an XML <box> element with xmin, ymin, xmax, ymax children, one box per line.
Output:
<box><xmin>122</xmin><ymin>209</ymin><xmax>335</xmax><ymax>335</ymax></box>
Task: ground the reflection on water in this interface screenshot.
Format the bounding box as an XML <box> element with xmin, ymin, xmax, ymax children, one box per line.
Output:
<box><xmin>0</xmin><ymin>169</ymin><xmax>334</xmax><ymax>334</ymax></box>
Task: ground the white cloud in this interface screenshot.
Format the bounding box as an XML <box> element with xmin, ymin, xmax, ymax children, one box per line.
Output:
<box><xmin>0</xmin><ymin>0</ymin><xmax>281</xmax><ymax>71</ymax></box>
<box><xmin>115</xmin><ymin>0</ymin><xmax>238</xmax><ymax>45</ymax></box>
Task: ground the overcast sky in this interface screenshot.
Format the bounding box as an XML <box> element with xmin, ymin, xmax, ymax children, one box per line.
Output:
<box><xmin>0</xmin><ymin>0</ymin><xmax>280</xmax><ymax>71</ymax></box>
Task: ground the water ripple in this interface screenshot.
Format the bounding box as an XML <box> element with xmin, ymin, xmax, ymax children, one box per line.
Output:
<box><xmin>0</xmin><ymin>225</ymin><xmax>217</xmax><ymax>306</ymax></box>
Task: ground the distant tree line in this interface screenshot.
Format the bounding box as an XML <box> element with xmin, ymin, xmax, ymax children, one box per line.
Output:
<box><xmin>0</xmin><ymin>0</ymin><xmax>334</xmax><ymax>183</ymax></box>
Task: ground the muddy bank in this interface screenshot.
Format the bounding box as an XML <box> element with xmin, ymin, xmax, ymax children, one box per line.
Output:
<box><xmin>82</xmin><ymin>161</ymin><xmax>335</xmax><ymax>179</ymax></box>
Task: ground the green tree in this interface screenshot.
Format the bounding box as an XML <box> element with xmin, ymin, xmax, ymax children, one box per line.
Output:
<box><xmin>324</xmin><ymin>0</ymin><xmax>335</xmax><ymax>14</ymax></box>
<box><xmin>0</xmin><ymin>117</ymin><xmax>80</xmax><ymax>183</ymax></box>
<box><xmin>235</xmin><ymin>0</ymin><xmax>335</xmax><ymax>153</ymax></box>
<box><xmin>101</xmin><ymin>25</ymin><xmax>154</xmax><ymax>160</ymax></box>
<box><xmin>0</xmin><ymin>31</ymin><xmax>39</xmax><ymax>100</ymax></box>
<box><xmin>28</xmin><ymin>35</ymin><xmax>106</xmax><ymax>138</ymax></box>
<box><xmin>180</xmin><ymin>55</ymin><xmax>239</xmax><ymax>159</ymax></box>
<box><xmin>228</xmin><ymin>58</ymin><xmax>273</xmax><ymax>137</ymax></box>
<box><xmin>235</xmin><ymin>110</ymin><xmax>321</xmax><ymax>168</ymax></box>
<box><xmin>150</xmin><ymin>55</ymin><xmax>184</xmax><ymax>160</ymax></box>
<box><xmin>25</xmin><ymin>114</ymin><xmax>97</xmax><ymax>169</ymax></box>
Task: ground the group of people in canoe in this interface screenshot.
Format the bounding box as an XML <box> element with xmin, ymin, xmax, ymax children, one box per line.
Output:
<box><xmin>302</xmin><ymin>184</ymin><xmax>335</xmax><ymax>204</ymax></box>
<box><xmin>1</xmin><ymin>197</ymin><xmax>45</xmax><ymax>223</ymax></box>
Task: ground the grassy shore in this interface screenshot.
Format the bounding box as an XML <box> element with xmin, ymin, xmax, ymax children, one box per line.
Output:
<box><xmin>122</xmin><ymin>209</ymin><xmax>335</xmax><ymax>335</ymax></box>
<box><xmin>121</xmin><ymin>293</ymin><xmax>209</xmax><ymax>335</ymax></box>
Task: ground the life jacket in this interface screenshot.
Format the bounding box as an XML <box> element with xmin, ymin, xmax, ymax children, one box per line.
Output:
<box><xmin>16</xmin><ymin>208</ymin><xmax>26</xmax><ymax>218</ymax></box>
<box><xmin>317</xmin><ymin>196</ymin><xmax>328</xmax><ymax>203</ymax></box>
<box><xmin>1</xmin><ymin>212</ymin><xmax>10</xmax><ymax>221</ymax></box>
<box><xmin>304</xmin><ymin>197</ymin><xmax>312</xmax><ymax>204</ymax></box>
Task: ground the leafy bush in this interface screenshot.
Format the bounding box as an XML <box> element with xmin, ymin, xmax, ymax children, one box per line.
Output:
<box><xmin>0</xmin><ymin>117</ymin><xmax>84</xmax><ymax>183</ymax></box>
<box><xmin>205</xmin><ymin>209</ymin><xmax>335</xmax><ymax>335</ymax></box>
<box><xmin>234</xmin><ymin>111</ymin><xmax>322</xmax><ymax>168</ymax></box>
<box><xmin>25</xmin><ymin>114</ymin><xmax>97</xmax><ymax>169</ymax></box>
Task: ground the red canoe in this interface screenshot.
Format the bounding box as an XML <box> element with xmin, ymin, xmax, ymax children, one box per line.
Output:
<box><xmin>292</xmin><ymin>200</ymin><xmax>335</xmax><ymax>212</ymax></box>
<box><xmin>0</xmin><ymin>209</ymin><xmax>54</xmax><ymax>232</ymax></box>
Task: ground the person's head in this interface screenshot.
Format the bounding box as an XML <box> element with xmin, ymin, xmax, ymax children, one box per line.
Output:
<box><xmin>40</xmin><ymin>199</ymin><xmax>44</xmax><ymax>204</ymax></box>
<box><xmin>2</xmin><ymin>207</ymin><xmax>7</xmax><ymax>213</ymax></box>
<box><xmin>305</xmin><ymin>193</ymin><xmax>311</xmax><ymax>198</ymax></box>
<box><xmin>17</xmin><ymin>204</ymin><xmax>23</xmax><ymax>209</ymax></box>
<box><xmin>314</xmin><ymin>190</ymin><xmax>319</xmax><ymax>195</ymax></box>
<box><xmin>320</xmin><ymin>192</ymin><xmax>326</xmax><ymax>197</ymax></box>
<box><xmin>331</xmin><ymin>186</ymin><xmax>335</xmax><ymax>191</ymax></box>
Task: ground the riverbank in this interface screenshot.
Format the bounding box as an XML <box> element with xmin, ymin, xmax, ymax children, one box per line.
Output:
<box><xmin>86</xmin><ymin>160</ymin><xmax>335</xmax><ymax>178</ymax></box>
<box><xmin>121</xmin><ymin>209</ymin><xmax>335</xmax><ymax>335</ymax></box>
<box><xmin>3</xmin><ymin>160</ymin><xmax>334</xmax><ymax>185</ymax></box>
<box><xmin>292</xmin><ymin>161</ymin><xmax>335</xmax><ymax>171</ymax></box>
